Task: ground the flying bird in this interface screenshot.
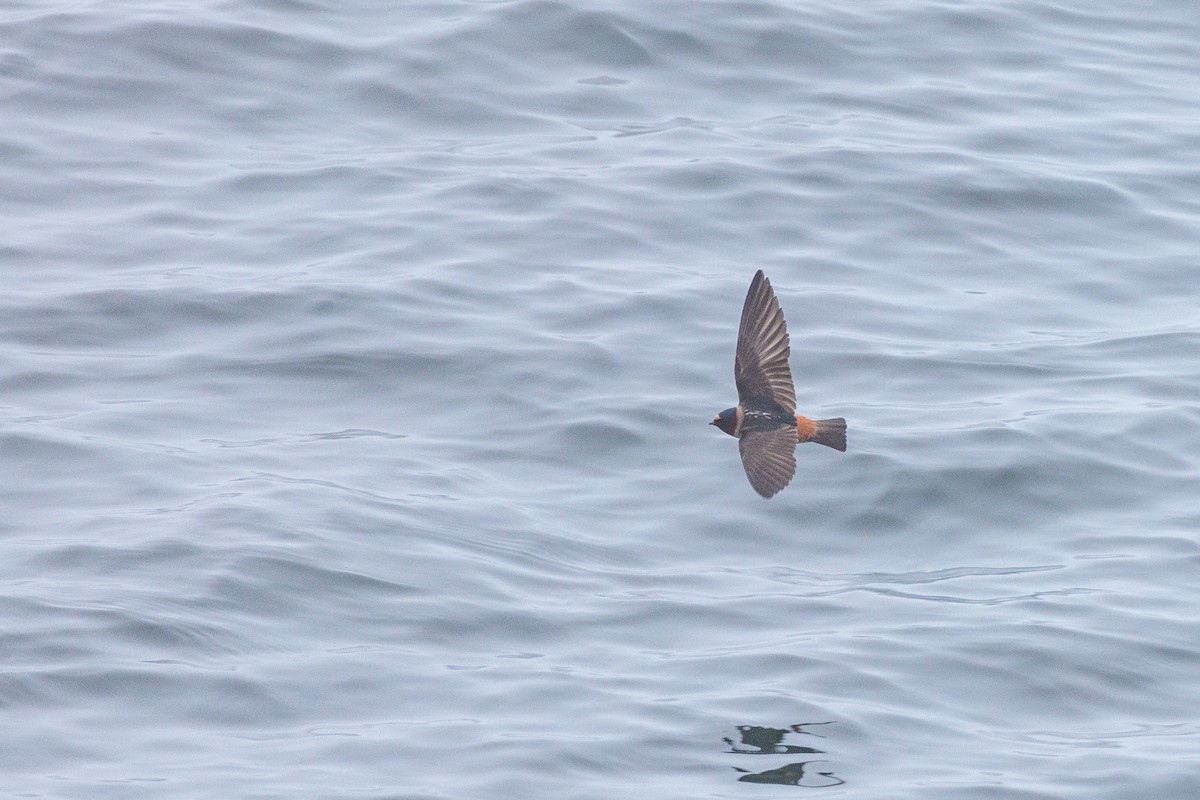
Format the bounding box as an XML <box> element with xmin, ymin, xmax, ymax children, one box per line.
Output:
<box><xmin>711</xmin><ymin>270</ymin><xmax>846</xmax><ymax>498</ymax></box>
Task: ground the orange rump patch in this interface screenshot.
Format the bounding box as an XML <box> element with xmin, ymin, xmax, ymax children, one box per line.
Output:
<box><xmin>794</xmin><ymin>415</ymin><xmax>817</xmax><ymax>442</ymax></box>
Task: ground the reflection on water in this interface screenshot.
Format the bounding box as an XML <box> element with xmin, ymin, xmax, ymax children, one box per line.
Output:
<box><xmin>729</xmin><ymin>762</ymin><xmax>844</xmax><ymax>786</ymax></box>
<box><xmin>734</xmin><ymin>761</ymin><xmax>845</xmax><ymax>788</ymax></box>
<box><xmin>725</xmin><ymin>723</ymin><xmax>843</xmax><ymax>787</ymax></box>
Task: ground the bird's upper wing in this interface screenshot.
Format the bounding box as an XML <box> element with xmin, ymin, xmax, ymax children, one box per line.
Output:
<box><xmin>734</xmin><ymin>270</ymin><xmax>797</xmax><ymax>414</ymax></box>
<box><xmin>738</xmin><ymin>426</ymin><xmax>798</xmax><ymax>498</ymax></box>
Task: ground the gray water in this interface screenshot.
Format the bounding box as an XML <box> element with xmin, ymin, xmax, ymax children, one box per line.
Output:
<box><xmin>3</xmin><ymin>2</ymin><xmax>1199</xmax><ymax>798</ymax></box>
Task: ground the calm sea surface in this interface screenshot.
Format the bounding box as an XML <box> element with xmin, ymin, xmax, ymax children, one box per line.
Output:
<box><xmin>2</xmin><ymin>2</ymin><xmax>1199</xmax><ymax>798</ymax></box>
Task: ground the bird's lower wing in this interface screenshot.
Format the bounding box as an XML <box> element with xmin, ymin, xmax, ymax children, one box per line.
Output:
<box><xmin>738</xmin><ymin>426</ymin><xmax>798</xmax><ymax>498</ymax></box>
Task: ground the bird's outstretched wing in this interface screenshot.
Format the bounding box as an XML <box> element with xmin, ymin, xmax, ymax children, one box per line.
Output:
<box><xmin>735</xmin><ymin>270</ymin><xmax>796</xmax><ymax>414</ymax></box>
<box><xmin>738</xmin><ymin>426</ymin><xmax>798</xmax><ymax>498</ymax></box>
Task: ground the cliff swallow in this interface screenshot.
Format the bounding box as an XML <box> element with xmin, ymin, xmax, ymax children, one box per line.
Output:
<box><xmin>711</xmin><ymin>270</ymin><xmax>846</xmax><ymax>498</ymax></box>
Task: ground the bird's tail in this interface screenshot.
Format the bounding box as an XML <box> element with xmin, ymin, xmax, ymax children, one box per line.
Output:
<box><xmin>809</xmin><ymin>417</ymin><xmax>847</xmax><ymax>452</ymax></box>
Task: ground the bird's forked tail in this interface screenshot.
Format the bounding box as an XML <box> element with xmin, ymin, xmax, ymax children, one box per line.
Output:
<box><xmin>804</xmin><ymin>417</ymin><xmax>847</xmax><ymax>452</ymax></box>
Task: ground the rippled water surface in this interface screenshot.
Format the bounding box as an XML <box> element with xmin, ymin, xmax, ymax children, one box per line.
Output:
<box><xmin>3</xmin><ymin>2</ymin><xmax>1200</xmax><ymax>798</ymax></box>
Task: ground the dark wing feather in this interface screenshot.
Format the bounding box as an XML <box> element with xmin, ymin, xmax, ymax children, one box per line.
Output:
<box><xmin>738</xmin><ymin>426</ymin><xmax>798</xmax><ymax>498</ymax></box>
<box><xmin>734</xmin><ymin>270</ymin><xmax>797</xmax><ymax>414</ymax></box>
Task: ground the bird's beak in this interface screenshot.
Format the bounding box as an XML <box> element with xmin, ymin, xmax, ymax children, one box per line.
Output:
<box><xmin>709</xmin><ymin>419</ymin><xmax>718</xmax><ymax>426</ymax></box>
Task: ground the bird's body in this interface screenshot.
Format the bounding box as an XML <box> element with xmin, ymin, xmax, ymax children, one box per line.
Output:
<box><xmin>711</xmin><ymin>270</ymin><xmax>846</xmax><ymax>498</ymax></box>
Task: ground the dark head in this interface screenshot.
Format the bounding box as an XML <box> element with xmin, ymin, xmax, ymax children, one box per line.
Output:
<box><xmin>710</xmin><ymin>407</ymin><xmax>739</xmax><ymax>437</ymax></box>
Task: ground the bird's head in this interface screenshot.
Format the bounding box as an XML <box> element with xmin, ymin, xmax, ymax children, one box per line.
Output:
<box><xmin>710</xmin><ymin>407</ymin><xmax>738</xmax><ymax>437</ymax></box>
